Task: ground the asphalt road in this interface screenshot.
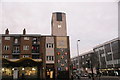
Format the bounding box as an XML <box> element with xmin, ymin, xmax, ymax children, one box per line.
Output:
<box><xmin>73</xmin><ymin>76</ymin><xmax>120</xmax><ymax>80</ymax></box>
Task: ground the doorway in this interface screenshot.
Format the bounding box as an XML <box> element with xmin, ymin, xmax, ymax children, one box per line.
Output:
<box><xmin>46</xmin><ymin>64</ymin><xmax>55</xmax><ymax>80</ymax></box>
<box><xmin>13</xmin><ymin>67</ymin><xmax>19</xmax><ymax>79</ymax></box>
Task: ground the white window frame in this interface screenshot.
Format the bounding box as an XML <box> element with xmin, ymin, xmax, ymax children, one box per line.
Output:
<box><xmin>33</xmin><ymin>38</ymin><xmax>37</xmax><ymax>40</ymax></box>
<box><xmin>3</xmin><ymin>55</ymin><xmax>9</xmax><ymax>59</ymax></box>
<box><xmin>23</xmin><ymin>55</ymin><xmax>29</xmax><ymax>58</ymax></box>
<box><xmin>24</xmin><ymin>37</ymin><xmax>29</xmax><ymax>40</ymax></box>
<box><xmin>99</xmin><ymin>46</ymin><xmax>104</xmax><ymax>50</ymax></box>
<box><xmin>14</xmin><ymin>38</ymin><xmax>18</xmax><ymax>44</ymax></box>
<box><xmin>107</xmin><ymin>52</ymin><xmax>112</xmax><ymax>55</ymax></box>
<box><xmin>13</xmin><ymin>46</ymin><xmax>19</xmax><ymax>52</ymax></box>
<box><xmin>23</xmin><ymin>45</ymin><xmax>29</xmax><ymax>50</ymax></box>
<box><xmin>5</xmin><ymin>37</ymin><xmax>10</xmax><ymax>40</ymax></box>
<box><xmin>101</xmin><ymin>53</ymin><xmax>105</xmax><ymax>57</ymax></box>
<box><xmin>82</xmin><ymin>56</ymin><xmax>84</xmax><ymax>58</ymax></box>
<box><xmin>46</xmin><ymin>56</ymin><xmax>54</xmax><ymax>61</ymax></box>
<box><xmin>4</xmin><ymin>46</ymin><xmax>9</xmax><ymax>50</ymax></box>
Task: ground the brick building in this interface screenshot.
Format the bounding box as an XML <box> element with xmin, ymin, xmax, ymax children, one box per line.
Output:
<box><xmin>1</xmin><ymin>12</ymin><xmax>71</xmax><ymax>80</ymax></box>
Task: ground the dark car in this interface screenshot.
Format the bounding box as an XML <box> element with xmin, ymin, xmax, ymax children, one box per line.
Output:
<box><xmin>81</xmin><ymin>73</ymin><xmax>89</xmax><ymax>77</ymax></box>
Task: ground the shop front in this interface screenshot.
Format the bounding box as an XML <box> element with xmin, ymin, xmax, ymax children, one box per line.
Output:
<box><xmin>46</xmin><ymin>64</ymin><xmax>55</xmax><ymax>80</ymax></box>
<box><xmin>2</xmin><ymin>58</ymin><xmax>42</xmax><ymax>80</ymax></box>
<box><xmin>99</xmin><ymin>68</ymin><xmax>120</xmax><ymax>76</ymax></box>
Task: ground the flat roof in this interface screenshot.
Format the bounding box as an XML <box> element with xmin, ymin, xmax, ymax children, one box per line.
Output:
<box><xmin>1</xmin><ymin>34</ymin><xmax>69</xmax><ymax>37</ymax></box>
<box><xmin>93</xmin><ymin>37</ymin><xmax>119</xmax><ymax>49</ymax></box>
<box><xmin>71</xmin><ymin>50</ymin><xmax>94</xmax><ymax>59</ymax></box>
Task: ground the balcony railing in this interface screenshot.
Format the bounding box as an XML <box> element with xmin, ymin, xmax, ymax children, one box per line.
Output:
<box><xmin>12</xmin><ymin>51</ymin><xmax>20</xmax><ymax>54</ymax></box>
<box><xmin>32</xmin><ymin>50</ymin><xmax>39</xmax><ymax>53</ymax></box>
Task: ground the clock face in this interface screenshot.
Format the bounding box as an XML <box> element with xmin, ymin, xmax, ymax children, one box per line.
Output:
<box><xmin>58</xmin><ymin>24</ymin><xmax>61</xmax><ymax>28</ymax></box>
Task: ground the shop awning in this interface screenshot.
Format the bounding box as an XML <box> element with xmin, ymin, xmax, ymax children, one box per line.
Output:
<box><xmin>2</xmin><ymin>58</ymin><xmax>42</xmax><ymax>67</ymax></box>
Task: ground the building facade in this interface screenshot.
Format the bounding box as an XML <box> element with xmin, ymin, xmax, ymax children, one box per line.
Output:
<box><xmin>71</xmin><ymin>51</ymin><xmax>98</xmax><ymax>76</ymax></box>
<box><xmin>1</xmin><ymin>12</ymin><xmax>71</xmax><ymax>80</ymax></box>
<box><xmin>93</xmin><ymin>38</ymin><xmax>120</xmax><ymax>76</ymax></box>
<box><xmin>71</xmin><ymin>38</ymin><xmax>120</xmax><ymax>76</ymax></box>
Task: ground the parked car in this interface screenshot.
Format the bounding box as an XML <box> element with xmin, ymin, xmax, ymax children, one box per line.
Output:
<box><xmin>88</xmin><ymin>73</ymin><xmax>97</xmax><ymax>77</ymax></box>
<box><xmin>81</xmin><ymin>73</ymin><xmax>89</xmax><ymax>77</ymax></box>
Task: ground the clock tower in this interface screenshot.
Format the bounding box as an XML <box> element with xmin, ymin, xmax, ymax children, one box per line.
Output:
<box><xmin>51</xmin><ymin>12</ymin><xmax>67</xmax><ymax>36</ymax></box>
<box><xmin>51</xmin><ymin>12</ymin><xmax>70</xmax><ymax>79</ymax></box>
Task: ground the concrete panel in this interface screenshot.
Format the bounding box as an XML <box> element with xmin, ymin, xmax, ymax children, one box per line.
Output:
<box><xmin>46</xmin><ymin>37</ymin><xmax>54</xmax><ymax>56</ymax></box>
<box><xmin>56</xmin><ymin>37</ymin><xmax>67</xmax><ymax>48</ymax></box>
<box><xmin>45</xmin><ymin>37</ymin><xmax>55</xmax><ymax>63</ymax></box>
<box><xmin>46</xmin><ymin>49</ymin><xmax>54</xmax><ymax>56</ymax></box>
<box><xmin>46</xmin><ymin>37</ymin><xmax>54</xmax><ymax>43</ymax></box>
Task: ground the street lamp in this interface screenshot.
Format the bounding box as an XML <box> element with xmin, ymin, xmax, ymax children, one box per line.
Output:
<box><xmin>77</xmin><ymin>40</ymin><xmax>80</xmax><ymax>74</ymax></box>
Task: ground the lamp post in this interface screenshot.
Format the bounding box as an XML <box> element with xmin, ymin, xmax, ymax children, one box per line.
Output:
<box><xmin>77</xmin><ymin>40</ymin><xmax>80</xmax><ymax>74</ymax></box>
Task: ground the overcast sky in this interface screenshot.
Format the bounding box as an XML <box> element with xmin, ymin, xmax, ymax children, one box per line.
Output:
<box><xmin>1</xmin><ymin>1</ymin><xmax>119</xmax><ymax>58</ymax></box>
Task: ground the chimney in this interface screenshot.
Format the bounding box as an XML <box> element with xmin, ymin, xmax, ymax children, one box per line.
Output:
<box><xmin>23</xmin><ymin>28</ymin><xmax>26</xmax><ymax>35</ymax></box>
<box><xmin>5</xmin><ymin>28</ymin><xmax>9</xmax><ymax>35</ymax></box>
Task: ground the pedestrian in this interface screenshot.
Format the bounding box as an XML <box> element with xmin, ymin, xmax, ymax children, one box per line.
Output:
<box><xmin>71</xmin><ymin>74</ymin><xmax>74</xmax><ymax>80</ymax></box>
<box><xmin>22</xmin><ymin>73</ymin><xmax>25</xmax><ymax>80</ymax></box>
<box><xmin>76</xmin><ymin>74</ymin><xmax>79</xmax><ymax>79</ymax></box>
<box><xmin>79</xmin><ymin>74</ymin><xmax>81</xmax><ymax>80</ymax></box>
<box><xmin>88</xmin><ymin>74</ymin><xmax>91</xmax><ymax>79</ymax></box>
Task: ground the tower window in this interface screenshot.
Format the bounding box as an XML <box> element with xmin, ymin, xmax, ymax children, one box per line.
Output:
<box><xmin>46</xmin><ymin>43</ymin><xmax>54</xmax><ymax>48</ymax></box>
<box><xmin>56</xmin><ymin>13</ymin><xmax>62</xmax><ymax>21</ymax></box>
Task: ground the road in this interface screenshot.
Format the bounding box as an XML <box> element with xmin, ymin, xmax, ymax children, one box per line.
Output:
<box><xmin>73</xmin><ymin>76</ymin><xmax>120</xmax><ymax>80</ymax></box>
